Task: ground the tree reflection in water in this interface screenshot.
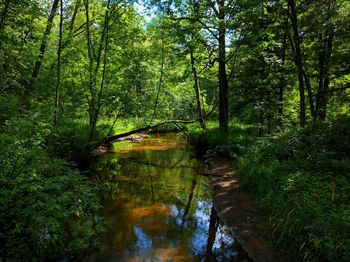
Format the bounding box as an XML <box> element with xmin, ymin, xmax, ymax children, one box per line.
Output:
<box><xmin>88</xmin><ymin>133</ymin><xmax>250</xmax><ymax>261</ymax></box>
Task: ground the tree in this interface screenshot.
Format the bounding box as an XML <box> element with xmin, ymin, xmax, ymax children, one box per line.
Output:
<box><xmin>288</xmin><ymin>0</ymin><xmax>306</xmax><ymax>127</ymax></box>
<box><xmin>54</xmin><ymin>0</ymin><xmax>63</xmax><ymax>125</ymax></box>
<box><xmin>31</xmin><ymin>0</ymin><xmax>60</xmax><ymax>89</ymax></box>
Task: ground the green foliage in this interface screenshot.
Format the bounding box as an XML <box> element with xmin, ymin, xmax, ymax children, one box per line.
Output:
<box><xmin>46</xmin><ymin>120</ymin><xmax>109</xmax><ymax>165</ymax></box>
<box><xmin>188</xmin><ymin>121</ymin><xmax>256</xmax><ymax>158</ymax></box>
<box><xmin>238</xmin><ymin>116</ymin><xmax>350</xmax><ymax>261</ymax></box>
<box><xmin>1</xmin><ymin>0</ymin><xmax>349</xmax><ymax>260</ymax></box>
<box><xmin>0</xmin><ymin>118</ymin><xmax>103</xmax><ymax>260</ymax></box>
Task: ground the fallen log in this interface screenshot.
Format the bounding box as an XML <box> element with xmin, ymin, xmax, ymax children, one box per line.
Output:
<box><xmin>91</xmin><ymin>104</ymin><xmax>217</xmax><ymax>156</ymax></box>
<box><xmin>101</xmin><ymin>119</ymin><xmax>197</xmax><ymax>145</ymax></box>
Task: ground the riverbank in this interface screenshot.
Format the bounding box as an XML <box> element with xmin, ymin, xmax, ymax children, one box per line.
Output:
<box><xmin>205</xmin><ymin>157</ymin><xmax>282</xmax><ymax>262</ymax></box>
<box><xmin>188</xmin><ymin>117</ymin><xmax>350</xmax><ymax>261</ymax></box>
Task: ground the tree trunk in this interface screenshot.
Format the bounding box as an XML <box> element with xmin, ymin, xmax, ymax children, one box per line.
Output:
<box><xmin>88</xmin><ymin>0</ymin><xmax>111</xmax><ymax>140</ymax></box>
<box><xmin>316</xmin><ymin>30</ymin><xmax>333</xmax><ymax>121</ymax></box>
<box><xmin>62</xmin><ymin>0</ymin><xmax>81</xmax><ymax>49</ymax></box>
<box><xmin>31</xmin><ymin>0</ymin><xmax>60</xmax><ymax>88</ymax></box>
<box><xmin>288</xmin><ymin>0</ymin><xmax>306</xmax><ymax>127</ymax></box>
<box><xmin>302</xmin><ymin>69</ymin><xmax>316</xmax><ymax>119</ymax></box>
<box><xmin>259</xmin><ymin>95</ymin><xmax>264</xmax><ymax>137</ymax></box>
<box><xmin>150</xmin><ymin>34</ymin><xmax>165</xmax><ymax>124</ymax></box>
<box><xmin>83</xmin><ymin>0</ymin><xmax>96</xmax><ymax>130</ymax></box>
<box><xmin>287</xmin><ymin>31</ymin><xmax>315</xmax><ymax>120</ymax></box>
<box><xmin>189</xmin><ymin>45</ymin><xmax>206</xmax><ymax>129</ymax></box>
<box><xmin>97</xmin><ymin>118</ymin><xmax>207</xmax><ymax>147</ymax></box>
<box><xmin>218</xmin><ymin>0</ymin><xmax>228</xmax><ymax>133</ymax></box>
<box><xmin>54</xmin><ymin>0</ymin><xmax>63</xmax><ymax>125</ymax></box>
<box><xmin>267</xmin><ymin>91</ymin><xmax>272</xmax><ymax>135</ymax></box>
<box><xmin>278</xmin><ymin>29</ymin><xmax>287</xmax><ymax>131</ymax></box>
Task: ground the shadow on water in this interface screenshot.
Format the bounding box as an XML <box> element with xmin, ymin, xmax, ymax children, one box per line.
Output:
<box><xmin>88</xmin><ymin>133</ymin><xmax>250</xmax><ymax>261</ymax></box>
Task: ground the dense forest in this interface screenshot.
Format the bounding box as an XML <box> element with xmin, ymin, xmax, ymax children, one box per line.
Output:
<box><xmin>0</xmin><ymin>0</ymin><xmax>349</xmax><ymax>261</ymax></box>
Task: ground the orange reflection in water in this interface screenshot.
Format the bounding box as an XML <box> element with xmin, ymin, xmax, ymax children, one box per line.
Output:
<box><xmin>131</xmin><ymin>203</ymin><xmax>172</xmax><ymax>218</ymax></box>
<box><xmin>127</xmin><ymin>247</ymin><xmax>188</xmax><ymax>262</ymax></box>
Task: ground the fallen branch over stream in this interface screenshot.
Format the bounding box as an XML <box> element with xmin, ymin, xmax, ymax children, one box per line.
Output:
<box><xmin>100</xmin><ymin>119</ymin><xmax>198</xmax><ymax>145</ymax></box>
<box><xmin>90</xmin><ymin>104</ymin><xmax>217</xmax><ymax>157</ymax></box>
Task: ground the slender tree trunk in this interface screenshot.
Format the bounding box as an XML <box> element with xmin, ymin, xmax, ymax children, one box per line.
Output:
<box><xmin>316</xmin><ymin>30</ymin><xmax>333</xmax><ymax>121</ymax></box>
<box><xmin>54</xmin><ymin>0</ymin><xmax>63</xmax><ymax>125</ymax></box>
<box><xmin>259</xmin><ymin>92</ymin><xmax>264</xmax><ymax>137</ymax></box>
<box><xmin>302</xmin><ymin>69</ymin><xmax>316</xmax><ymax>119</ymax></box>
<box><xmin>278</xmin><ymin>29</ymin><xmax>287</xmax><ymax>131</ymax></box>
<box><xmin>267</xmin><ymin>91</ymin><xmax>272</xmax><ymax>135</ymax></box>
<box><xmin>189</xmin><ymin>45</ymin><xmax>206</xmax><ymax>129</ymax></box>
<box><xmin>150</xmin><ymin>35</ymin><xmax>165</xmax><ymax>124</ymax></box>
<box><xmin>68</xmin><ymin>0</ymin><xmax>81</xmax><ymax>38</ymax></box>
<box><xmin>31</xmin><ymin>0</ymin><xmax>60</xmax><ymax>88</ymax></box>
<box><xmin>83</xmin><ymin>0</ymin><xmax>97</xmax><ymax>131</ymax></box>
<box><xmin>287</xmin><ymin>30</ymin><xmax>315</xmax><ymax>120</ymax></box>
<box><xmin>89</xmin><ymin>0</ymin><xmax>111</xmax><ymax>140</ymax></box>
<box><xmin>288</xmin><ymin>0</ymin><xmax>306</xmax><ymax>127</ymax></box>
<box><xmin>62</xmin><ymin>0</ymin><xmax>81</xmax><ymax>49</ymax></box>
<box><xmin>218</xmin><ymin>0</ymin><xmax>228</xmax><ymax>133</ymax></box>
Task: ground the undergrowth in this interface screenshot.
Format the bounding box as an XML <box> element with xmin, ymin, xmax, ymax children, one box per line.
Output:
<box><xmin>0</xmin><ymin>117</ymin><xmax>104</xmax><ymax>260</ymax></box>
<box><xmin>188</xmin><ymin>117</ymin><xmax>350</xmax><ymax>261</ymax></box>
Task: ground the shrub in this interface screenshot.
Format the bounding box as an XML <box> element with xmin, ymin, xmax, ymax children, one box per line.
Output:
<box><xmin>0</xmin><ymin>118</ymin><xmax>103</xmax><ymax>260</ymax></box>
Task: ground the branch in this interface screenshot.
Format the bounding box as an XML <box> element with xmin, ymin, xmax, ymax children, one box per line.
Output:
<box><xmin>101</xmin><ymin>119</ymin><xmax>197</xmax><ymax>145</ymax></box>
<box><xmin>96</xmin><ymin>104</ymin><xmax>217</xmax><ymax>147</ymax></box>
<box><xmin>225</xmin><ymin>31</ymin><xmax>247</xmax><ymax>63</ymax></box>
<box><xmin>172</xmin><ymin>16</ymin><xmax>219</xmax><ymax>40</ymax></box>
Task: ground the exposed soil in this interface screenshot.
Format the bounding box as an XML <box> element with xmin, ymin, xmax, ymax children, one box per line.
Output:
<box><xmin>205</xmin><ymin>157</ymin><xmax>283</xmax><ymax>262</ymax></box>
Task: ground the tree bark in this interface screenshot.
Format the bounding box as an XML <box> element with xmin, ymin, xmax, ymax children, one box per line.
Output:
<box><xmin>302</xmin><ymin>69</ymin><xmax>316</xmax><ymax>119</ymax></box>
<box><xmin>259</xmin><ymin>91</ymin><xmax>264</xmax><ymax>137</ymax></box>
<box><xmin>83</xmin><ymin>0</ymin><xmax>96</xmax><ymax>129</ymax></box>
<box><xmin>316</xmin><ymin>30</ymin><xmax>333</xmax><ymax>121</ymax></box>
<box><xmin>88</xmin><ymin>0</ymin><xmax>111</xmax><ymax>140</ymax></box>
<box><xmin>218</xmin><ymin>0</ymin><xmax>229</xmax><ymax>133</ymax></box>
<box><xmin>278</xmin><ymin>28</ymin><xmax>287</xmax><ymax>131</ymax></box>
<box><xmin>288</xmin><ymin>0</ymin><xmax>306</xmax><ymax>127</ymax></box>
<box><xmin>31</xmin><ymin>0</ymin><xmax>60</xmax><ymax>88</ymax></box>
<box><xmin>287</xmin><ymin>31</ymin><xmax>315</xmax><ymax>120</ymax></box>
<box><xmin>189</xmin><ymin>45</ymin><xmax>206</xmax><ymax>129</ymax></box>
<box><xmin>62</xmin><ymin>0</ymin><xmax>81</xmax><ymax>49</ymax></box>
<box><xmin>150</xmin><ymin>34</ymin><xmax>165</xmax><ymax>124</ymax></box>
<box><xmin>54</xmin><ymin>0</ymin><xmax>63</xmax><ymax>125</ymax></box>
<box><xmin>267</xmin><ymin>91</ymin><xmax>272</xmax><ymax>135</ymax></box>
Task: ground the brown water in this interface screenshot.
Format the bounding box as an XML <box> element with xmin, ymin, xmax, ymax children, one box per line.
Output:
<box><xmin>89</xmin><ymin>133</ymin><xmax>249</xmax><ymax>261</ymax></box>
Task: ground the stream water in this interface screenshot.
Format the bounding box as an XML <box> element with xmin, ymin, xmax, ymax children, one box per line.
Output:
<box><xmin>89</xmin><ymin>133</ymin><xmax>249</xmax><ymax>261</ymax></box>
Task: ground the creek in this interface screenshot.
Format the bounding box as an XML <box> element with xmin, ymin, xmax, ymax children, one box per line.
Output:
<box><xmin>89</xmin><ymin>133</ymin><xmax>250</xmax><ymax>261</ymax></box>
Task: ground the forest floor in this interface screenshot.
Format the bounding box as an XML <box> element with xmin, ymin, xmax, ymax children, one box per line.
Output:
<box><xmin>205</xmin><ymin>157</ymin><xmax>283</xmax><ymax>262</ymax></box>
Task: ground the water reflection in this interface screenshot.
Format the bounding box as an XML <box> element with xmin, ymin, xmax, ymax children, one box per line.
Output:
<box><xmin>89</xmin><ymin>133</ymin><xmax>249</xmax><ymax>261</ymax></box>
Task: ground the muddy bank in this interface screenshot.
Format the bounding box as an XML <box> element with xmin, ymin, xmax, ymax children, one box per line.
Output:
<box><xmin>205</xmin><ymin>157</ymin><xmax>283</xmax><ymax>262</ymax></box>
